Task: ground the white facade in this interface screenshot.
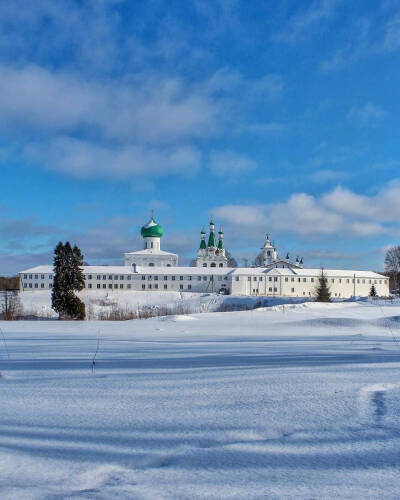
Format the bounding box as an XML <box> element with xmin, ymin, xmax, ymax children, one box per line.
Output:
<box><xmin>19</xmin><ymin>265</ymin><xmax>389</xmax><ymax>298</ymax></box>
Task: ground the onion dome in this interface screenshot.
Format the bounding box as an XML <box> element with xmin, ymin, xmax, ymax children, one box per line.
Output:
<box><xmin>200</xmin><ymin>228</ymin><xmax>207</xmax><ymax>249</ymax></box>
<box><xmin>141</xmin><ymin>216</ymin><xmax>164</xmax><ymax>238</ymax></box>
<box><xmin>217</xmin><ymin>228</ymin><xmax>224</xmax><ymax>249</ymax></box>
<box><xmin>207</xmin><ymin>221</ymin><xmax>217</xmax><ymax>248</ymax></box>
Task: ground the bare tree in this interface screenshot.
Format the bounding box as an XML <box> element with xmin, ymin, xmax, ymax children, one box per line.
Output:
<box><xmin>253</xmin><ymin>252</ymin><xmax>264</xmax><ymax>267</ymax></box>
<box><xmin>384</xmin><ymin>246</ymin><xmax>400</xmax><ymax>292</ymax></box>
<box><xmin>0</xmin><ymin>290</ymin><xmax>22</xmax><ymax>320</ymax></box>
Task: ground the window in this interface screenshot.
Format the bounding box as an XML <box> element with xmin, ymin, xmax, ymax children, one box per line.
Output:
<box><xmin>142</xmin><ymin>284</ymin><xmax>145</xmax><ymax>289</ymax></box>
<box><xmin>164</xmin><ymin>284</ymin><xmax>167</xmax><ymax>289</ymax></box>
<box><xmin>274</xmin><ymin>288</ymin><xmax>277</xmax><ymax>292</ymax></box>
<box><xmin>285</xmin><ymin>277</ymin><xmax>288</xmax><ymax>282</ymax></box>
<box><xmin>164</xmin><ymin>276</ymin><xmax>168</xmax><ymax>280</ymax></box>
<box><xmin>211</xmin><ymin>263</ymin><xmax>216</xmax><ymax>267</ymax></box>
<box><xmin>114</xmin><ymin>275</ymin><xmax>118</xmax><ymax>280</ymax></box>
<box><xmin>203</xmin><ymin>263</ymin><xmax>207</xmax><ymax>267</ymax></box>
<box><xmin>172</xmin><ymin>276</ymin><xmax>176</xmax><ymax>280</ymax></box>
<box><xmin>148</xmin><ymin>284</ymin><xmax>152</xmax><ymax>289</ymax></box>
<box><xmin>269</xmin><ymin>287</ymin><xmax>272</xmax><ymax>292</ymax></box>
<box><xmin>198</xmin><ymin>276</ymin><xmax>202</xmax><ymax>281</ymax></box>
<box><xmin>127</xmin><ymin>275</ymin><xmax>131</xmax><ymax>280</ymax></box>
<box><xmin>180</xmin><ymin>284</ymin><xmax>184</xmax><ymax>290</ymax></box>
<box><xmin>311</xmin><ymin>278</ymin><xmax>314</xmax><ymax>283</ymax></box>
<box><xmin>148</xmin><ymin>276</ymin><xmax>152</xmax><ymax>280</ymax></box>
<box><xmin>331</xmin><ymin>279</ymin><xmax>335</xmax><ymax>283</ymax></box>
<box><xmin>142</xmin><ymin>276</ymin><xmax>146</xmax><ymax>280</ymax></box>
<box><xmin>88</xmin><ymin>275</ymin><xmax>92</xmax><ymax>280</ymax></box>
<box><xmin>291</xmin><ymin>288</ymin><xmax>295</xmax><ymax>293</ymax></box>
<box><xmin>97</xmin><ymin>284</ymin><xmax>101</xmax><ymax>289</ymax></box>
<box><xmin>41</xmin><ymin>283</ymin><xmax>44</xmax><ymax>288</ymax></box>
<box><xmin>303</xmin><ymin>278</ymin><xmax>306</xmax><ymax>282</ymax></box>
<box><xmin>24</xmin><ymin>274</ymin><xmax>27</xmax><ymax>279</ymax></box>
<box><xmin>298</xmin><ymin>278</ymin><xmax>301</xmax><ymax>282</ymax></box>
<box><xmin>29</xmin><ymin>275</ymin><xmax>32</xmax><ymax>279</ymax></box>
<box><xmin>203</xmin><ymin>277</ymin><xmax>207</xmax><ymax>281</ymax></box>
<box><xmin>114</xmin><ymin>284</ymin><xmax>118</xmax><ymax>289</ymax></box>
<box><xmin>127</xmin><ymin>284</ymin><xmax>131</xmax><ymax>289</ymax></box>
<box><xmin>189</xmin><ymin>276</ymin><xmax>192</xmax><ymax>281</ymax></box>
<box><xmin>219</xmin><ymin>263</ymin><xmax>223</xmax><ymax>267</ymax></box>
<box><xmin>362</xmin><ymin>279</ymin><xmax>365</xmax><ymax>284</ymax></box>
<box><xmin>357</xmin><ymin>279</ymin><xmax>360</xmax><ymax>284</ymax></box>
<box><xmin>235</xmin><ymin>277</ymin><xmax>239</xmax><ymax>281</ymax></box>
<box><xmin>248</xmin><ymin>277</ymin><xmax>251</xmax><ymax>282</ymax></box>
<box><xmin>154</xmin><ymin>284</ymin><xmax>158</xmax><ymax>289</ymax></box>
<box><xmin>109</xmin><ymin>275</ymin><xmax>113</xmax><ymax>280</ymax></box>
<box><xmin>120</xmin><ymin>284</ymin><xmax>123</xmax><ymax>289</ymax></box>
<box><xmin>269</xmin><ymin>277</ymin><xmax>272</xmax><ymax>282</ymax></box>
<box><xmin>188</xmin><ymin>284</ymin><xmax>192</xmax><ymax>290</ymax></box>
<box><xmin>29</xmin><ymin>283</ymin><xmax>32</xmax><ymax>288</ymax></box>
<box><xmin>97</xmin><ymin>275</ymin><xmax>101</xmax><ymax>280</ymax></box>
<box><xmin>274</xmin><ymin>277</ymin><xmax>278</xmax><ymax>282</ymax></box>
<box><xmin>41</xmin><ymin>274</ymin><xmax>45</xmax><ymax>279</ymax></box>
<box><xmin>103</xmin><ymin>275</ymin><xmax>106</xmax><ymax>280</ymax></box>
<box><xmin>338</xmin><ymin>279</ymin><xmax>341</xmax><ymax>283</ymax></box>
<box><xmin>154</xmin><ymin>276</ymin><xmax>158</xmax><ymax>281</ymax></box>
<box><xmin>253</xmin><ymin>277</ymin><xmax>257</xmax><ymax>281</ymax></box>
<box><xmin>291</xmin><ymin>277</ymin><xmax>294</xmax><ymax>282</ymax></box>
<box><xmin>23</xmin><ymin>283</ymin><xmax>27</xmax><ymax>288</ymax></box>
<box><xmin>88</xmin><ymin>284</ymin><xmax>92</xmax><ymax>289</ymax></box>
<box><xmin>180</xmin><ymin>276</ymin><xmax>184</xmax><ymax>280</ymax></box>
<box><xmin>347</xmin><ymin>279</ymin><xmax>350</xmax><ymax>283</ymax></box>
<box><xmin>109</xmin><ymin>284</ymin><xmax>112</xmax><ymax>289</ymax></box>
<box><xmin>103</xmin><ymin>284</ymin><xmax>107</xmax><ymax>289</ymax></box>
<box><xmin>224</xmin><ymin>276</ymin><xmax>228</xmax><ymax>280</ymax></box>
<box><xmin>49</xmin><ymin>284</ymin><xmax>52</xmax><ymax>289</ymax></box>
<box><xmin>120</xmin><ymin>276</ymin><xmax>124</xmax><ymax>280</ymax></box>
<box><xmin>35</xmin><ymin>274</ymin><xmax>38</xmax><ymax>279</ymax></box>
<box><xmin>259</xmin><ymin>277</ymin><xmax>262</xmax><ymax>281</ymax></box>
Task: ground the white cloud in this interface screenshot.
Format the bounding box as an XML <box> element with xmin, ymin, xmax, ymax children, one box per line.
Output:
<box><xmin>212</xmin><ymin>182</ymin><xmax>400</xmax><ymax>238</ymax></box>
<box><xmin>277</xmin><ymin>0</ymin><xmax>341</xmax><ymax>43</ymax></box>
<box><xmin>347</xmin><ymin>101</ymin><xmax>387</xmax><ymax>126</ymax></box>
<box><xmin>209</xmin><ymin>151</ymin><xmax>258</xmax><ymax>178</ymax></box>
<box><xmin>24</xmin><ymin>137</ymin><xmax>201</xmax><ymax>179</ymax></box>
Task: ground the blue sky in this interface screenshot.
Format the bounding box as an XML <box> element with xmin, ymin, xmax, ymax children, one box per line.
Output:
<box><xmin>1</xmin><ymin>0</ymin><xmax>400</xmax><ymax>274</ymax></box>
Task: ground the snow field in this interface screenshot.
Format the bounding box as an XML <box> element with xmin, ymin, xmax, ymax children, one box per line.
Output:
<box><xmin>1</xmin><ymin>301</ymin><xmax>400</xmax><ymax>498</ymax></box>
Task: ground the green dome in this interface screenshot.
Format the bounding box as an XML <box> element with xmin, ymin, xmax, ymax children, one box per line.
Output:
<box><xmin>141</xmin><ymin>217</ymin><xmax>164</xmax><ymax>238</ymax></box>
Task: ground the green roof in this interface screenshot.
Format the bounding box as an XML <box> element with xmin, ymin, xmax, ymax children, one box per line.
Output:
<box><xmin>141</xmin><ymin>217</ymin><xmax>164</xmax><ymax>238</ymax></box>
<box><xmin>218</xmin><ymin>237</ymin><xmax>224</xmax><ymax>249</ymax></box>
<box><xmin>208</xmin><ymin>230</ymin><xmax>216</xmax><ymax>248</ymax></box>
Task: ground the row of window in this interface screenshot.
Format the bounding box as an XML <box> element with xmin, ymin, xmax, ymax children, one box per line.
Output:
<box><xmin>23</xmin><ymin>274</ymin><xmax>53</xmax><ymax>279</ymax></box>
<box><xmin>141</xmin><ymin>284</ymin><xmax>192</xmax><ymax>290</ymax></box>
<box><xmin>24</xmin><ymin>283</ymin><xmax>52</xmax><ymax>289</ymax></box>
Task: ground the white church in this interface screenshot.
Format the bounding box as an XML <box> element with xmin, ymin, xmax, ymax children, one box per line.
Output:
<box><xmin>19</xmin><ymin>215</ymin><xmax>389</xmax><ymax>298</ymax></box>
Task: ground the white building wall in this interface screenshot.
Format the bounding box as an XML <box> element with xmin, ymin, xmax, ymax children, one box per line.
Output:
<box><xmin>19</xmin><ymin>267</ymin><xmax>390</xmax><ymax>298</ymax></box>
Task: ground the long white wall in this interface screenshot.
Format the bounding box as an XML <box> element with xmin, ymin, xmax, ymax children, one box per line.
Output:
<box><xmin>19</xmin><ymin>266</ymin><xmax>390</xmax><ymax>298</ymax></box>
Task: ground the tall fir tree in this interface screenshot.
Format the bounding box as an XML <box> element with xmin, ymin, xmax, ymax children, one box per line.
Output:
<box><xmin>51</xmin><ymin>242</ymin><xmax>86</xmax><ymax>320</ymax></box>
<box><xmin>314</xmin><ymin>269</ymin><xmax>332</xmax><ymax>302</ymax></box>
<box><xmin>369</xmin><ymin>284</ymin><xmax>377</xmax><ymax>298</ymax></box>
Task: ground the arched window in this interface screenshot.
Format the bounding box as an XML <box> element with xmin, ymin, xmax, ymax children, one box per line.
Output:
<box><xmin>219</xmin><ymin>263</ymin><xmax>223</xmax><ymax>268</ymax></box>
<box><xmin>203</xmin><ymin>263</ymin><xmax>207</xmax><ymax>267</ymax></box>
<box><xmin>149</xmin><ymin>263</ymin><xmax>154</xmax><ymax>267</ymax></box>
<box><xmin>211</xmin><ymin>263</ymin><xmax>216</xmax><ymax>268</ymax></box>
<box><xmin>267</xmin><ymin>250</ymin><xmax>271</xmax><ymax>256</ymax></box>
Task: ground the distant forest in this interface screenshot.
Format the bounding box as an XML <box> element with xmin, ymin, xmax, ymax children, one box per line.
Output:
<box><xmin>0</xmin><ymin>276</ymin><xmax>19</xmax><ymax>290</ymax></box>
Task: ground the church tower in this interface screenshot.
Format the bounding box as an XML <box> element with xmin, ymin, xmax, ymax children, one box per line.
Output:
<box><xmin>195</xmin><ymin>220</ymin><xmax>228</xmax><ymax>267</ymax></box>
<box><xmin>261</xmin><ymin>234</ymin><xmax>278</xmax><ymax>266</ymax></box>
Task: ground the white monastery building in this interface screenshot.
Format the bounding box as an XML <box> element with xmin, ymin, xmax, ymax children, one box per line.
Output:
<box><xmin>19</xmin><ymin>215</ymin><xmax>389</xmax><ymax>298</ymax></box>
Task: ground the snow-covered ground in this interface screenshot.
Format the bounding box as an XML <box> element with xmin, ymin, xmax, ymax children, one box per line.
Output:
<box><xmin>19</xmin><ymin>290</ymin><xmax>313</xmax><ymax>319</ymax></box>
<box><xmin>1</xmin><ymin>301</ymin><xmax>400</xmax><ymax>498</ymax></box>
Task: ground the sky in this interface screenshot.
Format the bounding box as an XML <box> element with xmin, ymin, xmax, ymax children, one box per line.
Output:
<box><xmin>1</xmin><ymin>0</ymin><xmax>400</xmax><ymax>274</ymax></box>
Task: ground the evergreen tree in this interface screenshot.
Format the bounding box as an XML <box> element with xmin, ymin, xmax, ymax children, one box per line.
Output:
<box><xmin>51</xmin><ymin>242</ymin><xmax>86</xmax><ymax>320</ymax></box>
<box><xmin>369</xmin><ymin>284</ymin><xmax>377</xmax><ymax>297</ymax></box>
<box><xmin>314</xmin><ymin>269</ymin><xmax>332</xmax><ymax>302</ymax></box>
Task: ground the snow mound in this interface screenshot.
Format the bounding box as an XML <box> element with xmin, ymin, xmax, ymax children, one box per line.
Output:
<box><xmin>160</xmin><ymin>314</ymin><xmax>199</xmax><ymax>322</ymax></box>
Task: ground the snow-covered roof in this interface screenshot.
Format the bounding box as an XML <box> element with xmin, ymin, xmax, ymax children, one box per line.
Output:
<box><xmin>19</xmin><ymin>264</ymin><xmax>387</xmax><ymax>279</ymax></box>
<box><xmin>125</xmin><ymin>249</ymin><xmax>178</xmax><ymax>257</ymax></box>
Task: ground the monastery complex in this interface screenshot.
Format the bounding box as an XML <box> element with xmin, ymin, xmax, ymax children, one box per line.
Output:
<box><xmin>19</xmin><ymin>215</ymin><xmax>389</xmax><ymax>298</ymax></box>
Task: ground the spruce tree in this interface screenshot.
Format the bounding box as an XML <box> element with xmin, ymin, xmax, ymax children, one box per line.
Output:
<box><xmin>314</xmin><ymin>269</ymin><xmax>332</xmax><ymax>302</ymax></box>
<box><xmin>369</xmin><ymin>284</ymin><xmax>377</xmax><ymax>298</ymax></box>
<box><xmin>51</xmin><ymin>242</ymin><xmax>86</xmax><ymax>320</ymax></box>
